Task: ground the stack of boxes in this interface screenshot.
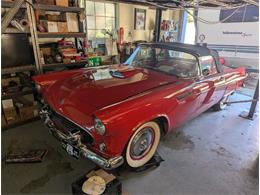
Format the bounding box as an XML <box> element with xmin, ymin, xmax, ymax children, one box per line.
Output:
<box><xmin>37</xmin><ymin>12</ymin><xmax>79</xmax><ymax>33</ymax></box>
<box><xmin>36</xmin><ymin>0</ymin><xmax>79</xmax><ymax>33</ymax></box>
<box><xmin>1</xmin><ymin>76</ymin><xmax>39</xmax><ymax>127</ymax></box>
<box><xmin>2</xmin><ymin>97</ymin><xmax>39</xmax><ymax>127</ymax></box>
<box><xmin>57</xmin><ymin>39</ymin><xmax>82</xmax><ymax>63</ymax></box>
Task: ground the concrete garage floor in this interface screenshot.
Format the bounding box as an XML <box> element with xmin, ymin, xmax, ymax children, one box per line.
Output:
<box><xmin>2</xmin><ymin>86</ymin><xmax>259</xmax><ymax>195</ymax></box>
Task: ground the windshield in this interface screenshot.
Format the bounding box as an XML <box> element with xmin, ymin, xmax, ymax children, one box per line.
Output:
<box><xmin>128</xmin><ymin>46</ymin><xmax>199</xmax><ymax>78</ymax></box>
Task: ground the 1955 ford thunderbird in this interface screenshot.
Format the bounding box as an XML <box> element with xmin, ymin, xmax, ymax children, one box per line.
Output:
<box><xmin>33</xmin><ymin>43</ymin><xmax>246</xmax><ymax>170</ymax></box>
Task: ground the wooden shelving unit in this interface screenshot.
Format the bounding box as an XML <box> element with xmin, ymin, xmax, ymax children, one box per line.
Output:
<box><xmin>38</xmin><ymin>32</ymin><xmax>86</xmax><ymax>38</ymax></box>
<box><xmin>1</xmin><ymin>65</ymin><xmax>36</xmax><ymax>74</ymax></box>
<box><xmin>2</xmin><ymin>89</ymin><xmax>36</xmax><ymax>100</ymax></box>
<box><xmin>33</xmin><ymin>2</ymin><xmax>87</xmax><ymax>72</ymax></box>
<box><xmin>1</xmin><ymin>1</ymin><xmax>26</xmax><ymax>8</ymax></box>
<box><xmin>2</xmin><ymin>116</ymin><xmax>40</xmax><ymax>131</ymax></box>
<box><xmin>42</xmin><ymin>60</ymin><xmax>88</xmax><ymax>69</ymax></box>
<box><xmin>1</xmin><ymin>1</ymin><xmax>83</xmax><ymax>12</ymax></box>
<box><xmin>34</xmin><ymin>4</ymin><xmax>84</xmax><ymax>12</ymax></box>
<box><xmin>1</xmin><ymin>0</ymin><xmax>87</xmax><ymax>129</ymax></box>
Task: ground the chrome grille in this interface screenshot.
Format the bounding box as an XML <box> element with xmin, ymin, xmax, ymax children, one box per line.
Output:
<box><xmin>48</xmin><ymin>108</ymin><xmax>93</xmax><ymax>144</ymax></box>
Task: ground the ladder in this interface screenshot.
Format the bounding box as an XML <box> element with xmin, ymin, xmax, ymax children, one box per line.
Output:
<box><xmin>1</xmin><ymin>0</ymin><xmax>43</xmax><ymax>73</ymax></box>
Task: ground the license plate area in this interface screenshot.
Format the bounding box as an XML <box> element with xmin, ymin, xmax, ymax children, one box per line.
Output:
<box><xmin>61</xmin><ymin>142</ymin><xmax>80</xmax><ymax>159</ymax></box>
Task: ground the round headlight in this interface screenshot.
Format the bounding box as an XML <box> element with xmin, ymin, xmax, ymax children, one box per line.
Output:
<box><xmin>94</xmin><ymin>118</ymin><xmax>106</xmax><ymax>135</ymax></box>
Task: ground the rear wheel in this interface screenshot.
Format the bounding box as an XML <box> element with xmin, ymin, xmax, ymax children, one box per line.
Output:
<box><xmin>126</xmin><ymin>121</ymin><xmax>161</xmax><ymax>168</ymax></box>
<box><xmin>213</xmin><ymin>95</ymin><xmax>229</xmax><ymax>111</ymax></box>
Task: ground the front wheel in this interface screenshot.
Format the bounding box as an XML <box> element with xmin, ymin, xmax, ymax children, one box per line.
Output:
<box><xmin>125</xmin><ymin>121</ymin><xmax>161</xmax><ymax>168</ymax></box>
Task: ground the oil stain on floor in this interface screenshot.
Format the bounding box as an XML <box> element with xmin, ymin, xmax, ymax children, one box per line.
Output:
<box><xmin>20</xmin><ymin>147</ymin><xmax>74</xmax><ymax>193</ymax></box>
<box><xmin>20</xmin><ymin>162</ymin><xmax>73</xmax><ymax>193</ymax></box>
<box><xmin>161</xmin><ymin>129</ymin><xmax>195</xmax><ymax>151</ymax></box>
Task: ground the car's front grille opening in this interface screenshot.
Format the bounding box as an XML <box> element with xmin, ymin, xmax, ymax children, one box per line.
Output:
<box><xmin>48</xmin><ymin>108</ymin><xmax>94</xmax><ymax>144</ymax></box>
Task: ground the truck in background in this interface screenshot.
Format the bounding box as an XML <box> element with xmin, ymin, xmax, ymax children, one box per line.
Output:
<box><xmin>196</xmin><ymin>5</ymin><xmax>259</xmax><ymax>69</ymax></box>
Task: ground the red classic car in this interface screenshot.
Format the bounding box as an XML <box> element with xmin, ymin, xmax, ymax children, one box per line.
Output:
<box><xmin>33</xmin><ymin>43</ymin><xmax>246</xmax><ymax>170</ymax></box>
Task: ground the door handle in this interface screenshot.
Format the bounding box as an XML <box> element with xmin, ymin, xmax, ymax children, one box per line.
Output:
<box><xmin>219</xmin><ymin>76</ymin><xmax>225</xmax><ymax>81</ymax></box>
<box><xmin>176</xmin><ymin>91</ymin><xmax>192</xmax><ymax>100</ymax></box>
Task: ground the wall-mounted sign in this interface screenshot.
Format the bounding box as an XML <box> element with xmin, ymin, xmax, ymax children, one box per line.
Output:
<box><xmin>134</xmin><ymin>8</ymin><xmax>146</xmax><ymax>30</ymax></box>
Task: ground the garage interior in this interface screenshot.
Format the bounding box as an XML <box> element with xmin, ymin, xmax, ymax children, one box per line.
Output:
<box><xmin>1</xmin><ymin>0</ymin><xmax>259</xmax><ymax>194</ymax></box>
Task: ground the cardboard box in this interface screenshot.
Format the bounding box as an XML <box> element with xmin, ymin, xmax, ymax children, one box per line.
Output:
<box><xmin>18</xmin><ymin>105</ymin><xmax>39</xmax><ymax>121</ymax></box>
<box><xmin>56</xmin><ymin>0</ymin><xmax>68</xmax><ymax>7</ymax></box>
<box><xmin>66</xmin><ymin>13</ymin><xmax>79</xmax><ymax>32</ymax></box>
<box><xmin>35</xmin><ymin>0</ymin><xmax>55</xmax><ymax>5</ymax></box>
<box><xmin>14</xmin><ymin>95</ymin><xmax>34</xmax><ymax>107</ymax></box>
<box><xmin>3</xmin><ymin>107</ymin><xmax>19</xmax><ymax>124</ymax></box>
<box><xmin>2</xmin><ymin>77</ymin><xmax>20</xmax><ymax>87</ymax></box>
<box><xmin>46</xmin><ymin>14</ymin><xmax>60</xmax><ymax>21</ymax></box>
<box><xmin>47</xmin><ymin>21</ymin><xmax>58</xmax><ymax>32</ymax></box>
<box><xmin>40</xmin><ymin>21</ymin><xmax>58</xmax><ymax>32</ymax></box>
<box><xmin>2</xmin><ymin>99</ymin><xmax>14</xmax><ymax>109</ymax></box>
<box><xmin>41</xmin><ymin>47</ymin><xmax>52</xmax><ymax>56</ymax></box>
<box><xmin>2</xmin><ymin>115</ymin><xmax>7</xmax><ymax>127</ymax></box>
<box><xmin>58</xmin><ymin>22</ymin><xmax>68</xmax><ymax>32</ymax></box>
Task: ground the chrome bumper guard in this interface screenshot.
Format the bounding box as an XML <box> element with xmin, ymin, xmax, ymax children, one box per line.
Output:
<box><xmin>39</xmin><ymin>107</ymin><xmax>124</xmax><ymax>170</ymax></box>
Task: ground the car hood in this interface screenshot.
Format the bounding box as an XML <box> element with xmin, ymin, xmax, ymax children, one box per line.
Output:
<box><xmin>45</xmin><ymin>64</ymin><xmax>177</xmax><ymax>126</ymax></box>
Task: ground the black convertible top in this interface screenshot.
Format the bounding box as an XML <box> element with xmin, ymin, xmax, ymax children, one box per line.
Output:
<box><xmin>139</xmin><ymin>42</ymin><xmax>212</xmax><ymax>57</ymax></box>
<box><xmin>138</xmin><ymin>42</ymin><xmax>223</xmax><ymax>73</ymax></box>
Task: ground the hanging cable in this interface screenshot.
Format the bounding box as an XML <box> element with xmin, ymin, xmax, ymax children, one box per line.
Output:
<box><xmin>182</xmin><ymin>5</ymin><xmax>248</xmax><ymax>24</ymax></box>
<box><xmin>162</xmin><ymin>1</ymin><xmax>249</xmax><ymax>24</ymax></box>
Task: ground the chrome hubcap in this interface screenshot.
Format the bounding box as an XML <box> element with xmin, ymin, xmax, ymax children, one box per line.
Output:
<box><xmin>220</xmin><ymin>96</ymin><xmax>229</xmax><ymax>109</ymax></box>
<box><xmin>130</xmin><ymin>128</ymin><xmax>154</xmax><ymax>159</ymax></box>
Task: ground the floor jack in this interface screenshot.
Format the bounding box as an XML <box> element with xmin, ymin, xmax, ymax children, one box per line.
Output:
<box><xmin>224</xmin><ymin>68</ymin><xmax>259</xmax><ymax>121</ymax></box>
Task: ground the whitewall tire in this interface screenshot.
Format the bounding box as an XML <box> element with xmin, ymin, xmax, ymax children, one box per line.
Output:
<box><xmin>126</xmin><ymin>121</ymin><xmax>161</xmax><ymax>168</ymax></box>
<box><xmin>213</xmin><ymin>95</ymin><xmax>229</xmax><ymax>111</ymax></box>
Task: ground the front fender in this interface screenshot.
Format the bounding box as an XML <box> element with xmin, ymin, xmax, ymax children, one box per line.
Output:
<box><xmin>95</xmin><ymin>88</ymin><xmax>175</xmax><ymax>157</ymax></box>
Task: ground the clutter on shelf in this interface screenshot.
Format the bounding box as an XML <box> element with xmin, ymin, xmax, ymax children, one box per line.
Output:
<box><xmin>36</xmin><ymin>11</ymin><xmax>79</xmax><ymax>33</ymax></box>
<box><xmin>1</xmin><ymin>73</ymin><xmax>39</xmax><ymax>127</ymax></box>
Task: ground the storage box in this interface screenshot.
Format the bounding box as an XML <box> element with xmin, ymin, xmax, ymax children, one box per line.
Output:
<box><xmin>34</xmin><ymin>0</ymin><xmax>55</xmax><ymax>5</ymax></box>
<box><xmin>71</xmin><ymin>168</ymin><xmax>122</xmax><ymax>195</ymax></box>
<box><xmin>14</xmin><ymin>95</ymin><xmax>35</xmax><ymax>107</ymax></box>
<box><xmin>58</xmin><ymin>22</ymin><xmax>68</xmax><ymax>32</ymax></box>
<box><xmin>2</xmin><ymin>77</ymin><xmax>20</xmax><ymax>87</ymax></box>
<box><xmin>46</xmin><ymin>14</ymin><xmax>60</xmax><ymax>21</ymax></box>
<box><xmin>18</xmin><ymin>105</ymin><xmax>39</xmax><ymax>121</ymax></box>
<box><xmin>88</xmin><ymin>57</ymin><xmax>102</xmax><ymax>67</ymax></box>
<box><xmin>2</xmin><ymin>115</ymin><xmax>7</xmax><ymax>127</ymax></box>
<box><xmin>3</xmin><ymin>107</ymin><xmax>19</xmax><ymax>124</ymax></box>
<box><xmin>56</xmin><ymin>0</ymin><xmax>68</xmax><ymax>7</ymax></box>
<box><xmin>47</xmin><ymin>21</ymin><xmax>58</xmax><ymax>32</ymax></box>
<box><xmin>66</xmin><ymin>13</ymin><xmax>79</xmax><ymax>32</ymax></box>
<box><xmin>41</xmin><ymin>47</ymin><xmax>52</xmax><ymax>56</ymax></box>
<box><xmin>40</xmin><ymin>21</ymin><xmax>58</xmax><ymax>32</ymax></box>
<box><xmin>2</xmin><ymin>99</ymin><xmax>15</xmax><ymax>109</ymax></box>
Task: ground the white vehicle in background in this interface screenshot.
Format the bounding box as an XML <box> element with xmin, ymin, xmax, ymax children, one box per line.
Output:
<box><xmin>196</xmin><ymin>5</ymin><xmax>259</xmax><ymax>69</ymax></box>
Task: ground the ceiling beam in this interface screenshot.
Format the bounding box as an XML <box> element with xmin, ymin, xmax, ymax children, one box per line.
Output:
<box><xmin>242</xmin><ymin>0</ymin><xmax>259</xmax><ymax>6</ymax></box>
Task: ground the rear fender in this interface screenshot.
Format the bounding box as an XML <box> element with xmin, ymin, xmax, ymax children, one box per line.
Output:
<box><xmin>236</xmin><ymin>67</ymin><xmax>246</xmax><ymax>76</ymax></box>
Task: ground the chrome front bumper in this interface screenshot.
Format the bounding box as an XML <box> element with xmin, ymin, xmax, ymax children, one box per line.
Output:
<box><xmin>39</xmin><ymin>107</ymin><xmax>124</xmax><ymax>170</ymax></box>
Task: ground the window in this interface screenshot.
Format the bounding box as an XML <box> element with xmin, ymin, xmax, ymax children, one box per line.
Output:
<box><xmin>219</xmin><ymin>5</ymin><xmax>259</xmax><ymax>23</ymax></box>
<box><xmin>244</xmin><ymin>5</ymin><xmax>259</xmax><ymax>22</ymax></box>
<box><xmin>86</xmin><ymin>1</ymin><xmax>116</xmax><ymax>40</ymax></box>
<box><xmin>131</xmin><ymin>46</ymin><xmax>199</xmax><ymax>78</ymax></box>
<box><xmin>200</xmin><ymin>56</ymin><xmax>218</xmax><ymax>76</ymax></box>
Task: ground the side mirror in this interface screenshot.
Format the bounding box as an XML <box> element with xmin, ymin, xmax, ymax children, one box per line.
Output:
<box><xmin>202</xmin><ymin>68</ymin><xmax>210</xmax><ymax>76</ymax></box>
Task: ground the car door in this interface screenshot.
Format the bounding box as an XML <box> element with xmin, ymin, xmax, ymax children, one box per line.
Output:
<box><xmin>163</xmin><ymin>51</ymin><xmax>204</xmax><ymax>129</ymax></box>
<box><xmin>194</xmin><ymin>55</ymin><xmax>227</xmax><ymax>114</ymax></box>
